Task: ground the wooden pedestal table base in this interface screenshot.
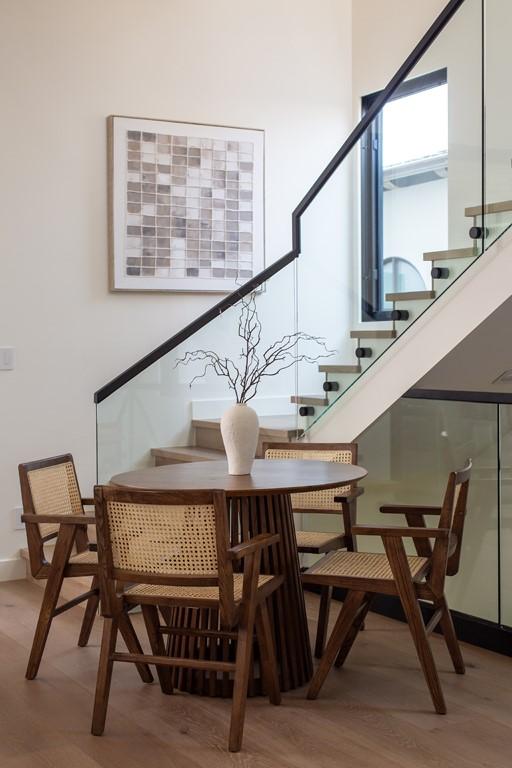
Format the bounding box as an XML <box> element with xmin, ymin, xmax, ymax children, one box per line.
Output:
<box><xmin>110</xmin><ymin>458</ymin><xmax>367</xmax><ymax>697</ymax></box>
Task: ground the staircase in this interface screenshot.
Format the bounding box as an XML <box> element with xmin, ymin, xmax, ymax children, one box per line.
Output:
<box><xmin>290</xmin><ymin>183</ymin><xmax>512</xmax><ymax>419</ymax></box>
<box><xmin>291</xmin><ymin>236</ymin><xmax>485</xmax><ymax>418</ymax></box>
<box><xmin>94</xmin><ymin>0</ymin><xmax>512</xmax><ymax>480</ymax></box>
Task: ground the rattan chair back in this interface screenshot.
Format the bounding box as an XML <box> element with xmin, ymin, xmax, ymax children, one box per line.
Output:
<box><xmin>19</xmin><ymin>454</ymin><xmax>87</xmax><ymax>577</ymax></box>
<box><xmin>436</xmin><ymin>459</ymin><xmax>472</xmax><ymax>579</ymax></box>
<box><xmin>94</xmin><ymin>486</ymin><xmax>235</xmax><ymax>624</ymax></box>
<box><xmin>263</xmin><ymin>442</ymin><xmax>357</xmax><ymax>511</ymax></box>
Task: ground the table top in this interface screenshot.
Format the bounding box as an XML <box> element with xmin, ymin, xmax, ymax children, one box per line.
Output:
<box><xmin>110</xmin><ymin>459</ymin><xmax>367</xmax><ymax>497</ymax></box>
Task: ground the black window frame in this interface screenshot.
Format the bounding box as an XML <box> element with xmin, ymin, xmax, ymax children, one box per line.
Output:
<box><xmin>360</xmin><ymin>67</ymin><xmax>448</xmax><ymax>321</ymax></box>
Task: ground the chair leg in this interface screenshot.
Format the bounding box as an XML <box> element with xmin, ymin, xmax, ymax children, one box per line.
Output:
<box><xmin>255</xmin><ymin>601</ymin><xmax>281</xmax><ymax>706</ymax></box>
<box><xmin>141</xmin><ymin>605</ymin><xmax>173</xmax><ymax>694</ymax></box>
<box><xmin>157</xmin><ymin>606</ymin><xmax>174</xmax><ymax>654</ymax></box>
<box><xmin>314</xmin><ymin>586</ymin><xmax>332</xmax><ymax>659</ymax></box>
<box><xmin>158</xmin><ymin>606</ymin><xmax>173</xmax><ymax>627</ymax></box>
<box><xmin>229</xmin><ymin>605</ymin><xmax>257</xmax><ymax>752</ymax></box>
<box><xmin>334</xmin><ymin>593</ymin><xmax>372</xmax><ymax>668</ymax></box>
<box><xmin>78</xmin><ymin>576</ymin><xmax>100</xmax><ymax>647</ymax></box>
<box><xmin>437</xmin><ymin>595</ymin><xmax>465</xmax><ymax>675</ymax></box>
<box><xmin>118</xmin><ymin>612</ymin><xmax>154</xmax><ymax>684</ymax></box>
<box><xmin>342</xmin><ymin>498</ymin><xmax>358</xmax><ymax>552</ymax></box>
<box><xmin>26</xmin><ymin>579</ymin><xmax>62</xmax><ymax>680</ymax></box>
<box><xmin>384</xmin><ymin>537</ymin><xmax>446</xmax><ymax>714</ymax></box>
<box><xmin>26</xmin><ymin>525</ymin><xmax>75</xmax><ymax>680</ymax></box>
<box><xmin>307</xmin><ymin>590</ymin><xmax>367</xmax><ymax>700</ymax></box>
<box><xmin>91</xmin><ymin>617</ymin><xmax>118</xmax><ymax>736</ymax></box>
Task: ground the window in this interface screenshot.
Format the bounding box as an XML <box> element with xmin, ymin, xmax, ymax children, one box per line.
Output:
<box><xmin>361</xmin><ymin>69</ymin><xmax>448</xmax><ymax>320</ymax></box>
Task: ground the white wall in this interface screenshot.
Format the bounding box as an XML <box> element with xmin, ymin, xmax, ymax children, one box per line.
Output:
<box><xmin>352</xmin><ymin>0</ymin><xmax>447</xmax><ymax>101</ymax></box>
<box><xmin>485</xmin><ymin>1</ymin><xmax>512</xmax><ymax>209</ymax></box>
<box><xmin>0</xmin><ymin>0</ymin><xmax>353</xmax><ymax>577</ymax></box>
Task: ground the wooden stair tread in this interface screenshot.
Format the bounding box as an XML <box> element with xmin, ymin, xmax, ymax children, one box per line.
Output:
<box><xmin>192</xmin><ymin>416</ymin><xmax>302</xmax><ymax>439</ymax></box>
<box><xmin>385</xmin><ymin>290</ymin><xmax>435</xmax><ymax>302</ymax></box>
<box><xmin>423</xmin><ymin>247</ymin><xmax>474</xmax><ymax>261</ymax></box>
<box><xmin>318</xmin><ymin>364</ymin><xmax>362</xmax><ymax>374</ymax></box>
<box><xmin>290</xmin><ymin>395</ymin><xmax>329</xmax><ymax>406</ymax></box>
<box><xmin>465</xmin><ymin>199</ymin><xmax>512</xmax><ymax>217</ymax></box>
<box><xmin>349</xmin><ymin>330</ymin><xmax>397</xmax><ymax>339</ymax></box>
<box><xmin>151</xmin><ymin>446</ymin><xmax>225</xmax><ymax>463</ymax></box>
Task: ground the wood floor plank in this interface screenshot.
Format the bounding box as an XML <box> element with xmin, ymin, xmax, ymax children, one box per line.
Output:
<box><xmin>0</xmin><ymin>581</ymin><xmax>511</xmax><ymax>767</ymax></box>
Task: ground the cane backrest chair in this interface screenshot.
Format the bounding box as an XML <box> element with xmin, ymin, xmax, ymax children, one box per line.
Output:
<box><xmin>304</xmin><ymin>459</ymin><xmax>472</xmax><ymax>716</ymax></box>
<box><xmin>263</xmin><ymin>441</ymin><xmax>362</xmax><ymax>656</ymax></box>
<box><xmin>18</xmin><ymin>454</ymin><xmax>100</xmax><ymax>679</ymax></box>
<box><xmin>93</xmin><ymin>486</ymin><xmax>282</xmax><ymax>752</ymax></box>
<box><xmin>18</xmin><ymin>454</ymin><xmax>152</xmax><ymax>685</ymax></box>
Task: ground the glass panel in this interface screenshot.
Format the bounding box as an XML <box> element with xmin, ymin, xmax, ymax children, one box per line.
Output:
<box><xmin>381</xmin><ymin>75</ymin><xmax>448</xmax><ymax>308</ymax></box>
<box><xmin>484</xmin><ymin>0</ymin><xmax>512</xmax><ymax>250</ymax></box>
<box><xmin>96</xmin><ymin>263</ymin><xmax>299</xmax><ymax>483</ymax></box>
<box><xmin>383</xmin><ymin>257</ymin><xmax>428</xmax><ymax>302</ymax></box>
<box><xmin>301</xmin><ymin>397</ymin><xmax>499</xmax><ymax>622</ymax></box>
<box><xmin>499</xmin><ymin>404</ymin><xmax>512</xmax><ymax>627</ymax></box>
<box><xmin>360</xmin><ymin>398</ymin><xmax>498</xmax><ymax>621</ymax></box>
<box><xmin>296</xmin><ymin>0</ymin><xmax>483</xmax><ymax>432</ymax></box>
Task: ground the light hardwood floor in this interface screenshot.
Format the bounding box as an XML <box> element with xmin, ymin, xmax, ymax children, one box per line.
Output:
<box><xmin>0</xmin><ymin>578</ymin><xmax>511</xmax><ymax>767</ymax></box>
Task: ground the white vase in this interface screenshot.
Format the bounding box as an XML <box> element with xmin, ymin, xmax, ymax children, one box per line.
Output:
<box><xmin>220</xmin><ymin>403</ymin><xmax>259</xmax><ymax>475</ymax></box>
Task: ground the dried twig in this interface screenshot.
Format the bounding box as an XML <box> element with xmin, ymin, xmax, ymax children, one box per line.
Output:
<box><xmin>174</xmin><ymin>292</ymin><xmax>334</xmax><ymax>403</ymax></box>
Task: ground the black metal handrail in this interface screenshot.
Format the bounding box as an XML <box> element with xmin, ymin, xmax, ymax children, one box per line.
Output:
<box><xmin>94</xmin><ymin>249</ymin><xmax>297</xmax><ymax>403</ymax></box>
<box><xmin>94</xmin><ymin>0</ymin><xmax>466</xmax><ymax>405</ymax></box>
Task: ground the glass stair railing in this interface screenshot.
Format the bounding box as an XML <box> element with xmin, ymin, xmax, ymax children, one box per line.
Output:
<box><xmin>96</xmin><ymin>0</ymin><xmax>512</xmax><ymax>479</ymax></box>
<box><xmin>294</xmin><ymin>0</ymin><xmax>512</xmax><ymax>431</ymax></box>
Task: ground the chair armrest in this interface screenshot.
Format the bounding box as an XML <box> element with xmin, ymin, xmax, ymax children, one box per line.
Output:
<box><xmin>228</xmin><ymin>533</ymin><xmax>280</xmax><ymax>561</ymax></box>
<box><xmin>21</xmin><ymin>514</ymin><xmax>96</xmax><ymax>526</ymax></box>
<box><xmin>379</xmin><ymin>505</ymin><xmax>442</xmax><ymax>515</ymax></box>
<box><xmin>81</xmin><ymin>497</ymin><xmax>95</xmax><ymax>507</ymax></box>
<box><xmin>334</xmin><ymin>486</ymin><xmax>364</xmax><ymax>503</ymax></box>
<box><xmin>352</xmin><ymin>524</ymin><xmax>449</xmax><ymax>539</ymax></box>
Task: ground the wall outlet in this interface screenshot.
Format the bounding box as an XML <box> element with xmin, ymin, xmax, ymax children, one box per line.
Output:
<box><xmin>12</xmin><ymin>506</ymin><xmax>24</xmax><ymax>531</ymax></box>
<box><xmin>0</xmin><ymin>347</ymin><xmax>15</xmax><ymax>370</ymax></box>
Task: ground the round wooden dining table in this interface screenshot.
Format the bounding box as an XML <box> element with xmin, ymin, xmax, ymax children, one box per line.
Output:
<box><xmin>110</xmin><ymin>458</ymin><xmax>367</xmax><ymax>696</ymax></box>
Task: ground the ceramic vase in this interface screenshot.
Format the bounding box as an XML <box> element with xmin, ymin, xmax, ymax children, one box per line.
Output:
<box><xmin>220</xmin><ymin>402</ymin><xmax>259</xmax><ymax>475</ymax></box>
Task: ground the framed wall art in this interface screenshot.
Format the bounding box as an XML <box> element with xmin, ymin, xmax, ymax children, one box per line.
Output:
<box><xmin>108</xmin><ymin>116</ymin><xmax>265</xmax><ymax>293</ymax></box>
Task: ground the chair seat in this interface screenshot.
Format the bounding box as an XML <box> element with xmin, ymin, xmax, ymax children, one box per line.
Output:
<box><xmin>303</xmin><ymin>550</ymin><xmax>429</xmax><ymax>585</ymax></box>
<box><xmin>124</xmin><ymin>573</ymin><xmax>278</xmax><ymax>605</ymax></box>
<box><xmin>296</xmin><ymin>530</ymin><xmax>345</xmax><ymax>553</ymax></box>
<box><xmin>69</xmin><ymin>550</ymin><xmax>98</xmax><ymax>565</ymax></box>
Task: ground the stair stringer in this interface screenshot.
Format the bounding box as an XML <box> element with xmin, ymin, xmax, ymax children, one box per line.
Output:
<box><xmin>308</xmin><ymin>228</ymin><xmax>512</xmax><ymax>442</ymax></box>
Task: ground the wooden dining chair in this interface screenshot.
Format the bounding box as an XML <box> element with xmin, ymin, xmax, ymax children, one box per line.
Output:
<box><xmin>262</xmin><ymin>442</ymin><xmax>363</xmax><ymax>657</ymax></box>
<box><xmin>92</xmin><ymin>485</ymin><xmax>283</xmax><ymax>753</ymax></box>
<box><xmin>303</xmin><ymin>459</ymin><xmax>472</xmax><ymax>714</ymax></box>
<box><xmin>18</xmin><ymin>454</ymin><xmax>153</xmax><ymax>685</ymax></box>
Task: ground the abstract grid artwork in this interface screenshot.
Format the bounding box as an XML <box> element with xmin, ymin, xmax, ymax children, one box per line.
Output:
<box><xmin>108</xmin><ymin>116</ymin><xmax>264</xmax><ymax>292</ymax></box>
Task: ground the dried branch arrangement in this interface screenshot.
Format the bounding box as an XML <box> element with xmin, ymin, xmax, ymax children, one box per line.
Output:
<box><xmin>174</xmin><ymin>292</ymin><xmax>334</xmax><ymax>403</ymax></box>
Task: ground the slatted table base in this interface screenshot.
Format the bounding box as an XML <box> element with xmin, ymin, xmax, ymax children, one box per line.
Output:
<box><xmin>166</xmin><ymin>493</ymin><xmax>313</xmax><ymax>696</ymax></box>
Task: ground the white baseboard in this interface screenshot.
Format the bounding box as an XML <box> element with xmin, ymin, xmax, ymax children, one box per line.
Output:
<box><xmin>0</xmin><ymin>557</ymin><xmax>26</xmax><ymax>582</ymax></box>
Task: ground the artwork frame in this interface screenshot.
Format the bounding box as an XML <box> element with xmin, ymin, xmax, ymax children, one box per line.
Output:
<box><xmin>108</xmin><ymin>115</ymin><xmax>265</xmax><ymax>293</ymax></box>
